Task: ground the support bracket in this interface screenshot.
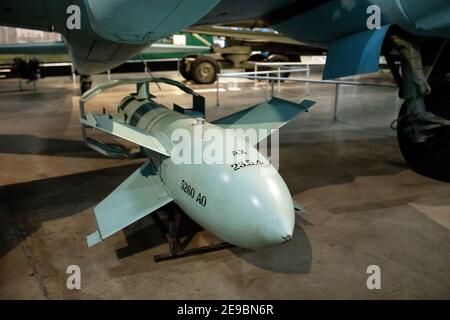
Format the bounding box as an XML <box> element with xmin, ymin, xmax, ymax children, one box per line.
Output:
<box><xmin>152</xmin><ymin>204</ymin><xmax>234</xmax><ymax>262</ymax></box>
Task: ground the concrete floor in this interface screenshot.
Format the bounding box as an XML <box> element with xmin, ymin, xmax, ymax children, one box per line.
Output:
<box><xmin>0</xmin><ymin>70</ymin><xmax>449</xmax><ymax>299</ymax></box>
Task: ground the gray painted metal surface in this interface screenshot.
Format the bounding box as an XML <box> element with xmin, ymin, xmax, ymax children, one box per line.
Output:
<box><xmin>83</xmin><ymin>78</ymin><xmax>315</xmax><ymax>249</ymax></box>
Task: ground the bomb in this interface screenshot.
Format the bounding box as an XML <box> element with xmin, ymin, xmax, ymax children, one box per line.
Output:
<box><xmin>82</xmin><ymin>78</ymin><xmax>315</xmax><ymax>249</ymax></box>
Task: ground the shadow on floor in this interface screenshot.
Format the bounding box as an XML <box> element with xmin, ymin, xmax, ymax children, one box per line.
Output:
<box><xmin>115</xmin><ymin>208</ymin><xmax>204</xmax><ymax>260</ymax></box>
<box><xmin>277</xmin><ymin>129</ymin><xmax>410</xmax><ymax>194</ymax></box>
<box><xmin>230</xmin><ymin>221</ymin><xmax>312</xmax><ymax>274</ymax></box>
<box><xmin>115</xmin><ymin>206</ymin><xmax>313</xmax><ymax>275</ymax></box>
<box><xmin>0</xmin><ymin>89</ymin><xmax>36</xmax><ymax>95</ymax></box>
<box><xmin>0</xmin><ymin>134</ymin><xmax>103</xmax><ymax>158</ymax></box>
<box><xmin>0</xmin><ymin>163</ymin><xmax>142</xmax><ymax>259</ymax></box>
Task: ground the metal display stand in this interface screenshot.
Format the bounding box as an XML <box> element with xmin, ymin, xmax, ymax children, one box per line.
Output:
<box><xmin>153</xmin><ymin>204</ymin><xmax>234</xmax><ymax>262</ymax></box>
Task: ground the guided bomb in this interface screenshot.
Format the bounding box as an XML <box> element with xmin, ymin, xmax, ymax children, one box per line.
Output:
<box><xmin>82</xmin><ymin>78</ymin><xmax>315</xmax><ymax>249</ymax></box>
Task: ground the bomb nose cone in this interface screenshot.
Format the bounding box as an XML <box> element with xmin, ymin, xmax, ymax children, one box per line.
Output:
<box><xmin>222</xmin><ymin>170</ymin><xmax>296</xmax><ymax>249</ymax></box>
<box><xmin>281</xmin><ymin>234</ymin><xmax>293</xmax><ymax>243</ymax></box>
<box><xmin>261</xmin><ymin>216</ymin><xmax>294</xmax><ymax>247</ymax></box>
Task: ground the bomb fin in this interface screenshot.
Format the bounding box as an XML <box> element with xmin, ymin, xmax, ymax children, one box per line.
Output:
<box><xmin>293</xmin><ymin>199</ymin><xmax>309</xmax><ymax>214</ymax></box>
<box><xmin>81</xmin><ymin>111</ymin><xmax>169</xmax><ymax>156</ymax></box>
<box><xmin>87</xmin><ymin>161</ymin><xmax>172</xmax><ymax>247</ymax></box>
<box><xmin>212</xmin><ymin>97</ymin><xmax>315</xmax><ymax>144</ymax></box>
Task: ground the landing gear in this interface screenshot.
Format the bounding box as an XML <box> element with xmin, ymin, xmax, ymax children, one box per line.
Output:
<box><xmin>179</xmin><ymin>55</ymin><xmax>220</xmax><ymax>84</ymax></box>
<box><xmin>397</xmin><ymin>75</ymin><xmax>450</xmax><ymax>181</ymax></box>
<box><xmin>246</xmin><ymin>53</ymin><xmax>292</xmax><ymax>80</ymax></box>
<box><xmin>387</xmin><ymin>36</ymin><xmax>450</xmax><ymax>181</ymax></box>
<box><xmin>190</xmin><ymin>55</ymin><xmax>220</xmax><ymax>84</ymax></box>
<box><xmin>267</xmin><ymin>54</ymin><xmax>290</xmax><ymax>81</ymax></box>
<box><xmin>247</xmin><ymin>53</ymin><xmax>266</xmax><ymax>63</ymax></box>
<box><xmin>80</xmin><ymin>74</ymin><xmax>92</xmax><ymax>94</ymax></box>
<box><xmin>179</xmin><ymin>55</ymin><xmax>195</xmax><ymax>81</ymax></box>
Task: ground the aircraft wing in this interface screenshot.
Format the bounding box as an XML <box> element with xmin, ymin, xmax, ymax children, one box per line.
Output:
<box><xmin>0</xmin><ymin>42</ymin><xmax>208</xmax><ymax>64</ymax></box>
<box><xmin>185</xmin><ymin>25</ymin><xmax>305</xmax><ymax>46</ymax></box>
<box><xmin>0</xmin><ymin>42</ymin><xmax>66</xmax><ymax>55</ymax></box>
<box><xmin>212</xmin><ymin>97</ymin><xmax>315</xmax><ymax>144</ymax></box>
<box><xmin>87</xmin><ymin>160</ymin><xmax>173</xmax><ymax>247</ymax></box>
<box><xmin>2</xmin><ymin>0</ymin><xmax>449</xmax><ymax>77</ymax></box>
<box><xmin>0</xmin><ymin>1</ymin><xmax>57</xmax><ymax>31</ymax></box>
<box><xmin>80</xmin><ymin>112</ymin><xmax>170</xmax><ymax>157</ymax></box>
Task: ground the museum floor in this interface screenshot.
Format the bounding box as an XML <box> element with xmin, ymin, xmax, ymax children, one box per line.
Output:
<box><xmin>0</xmin><ymin>69</ymin><xmax>449</xmax><ymax>299</ymax></box>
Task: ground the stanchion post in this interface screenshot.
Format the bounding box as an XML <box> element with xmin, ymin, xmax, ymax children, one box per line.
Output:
<box><xmin>333</xmin><ymin>83</ymin><xmax>340</xmax><ymax>122</ymax></box>
<box><xmin>271</xmin><ymin>78</ymin><xmax>275</xmax><ymax>98</ymax></box>
<box><xmin>216</xmin><ymin>75</ymin><xmax>220</xmax><ymax>108</ymax></box>
<box><xmin>277</xmin><ymin>67</ymin><xmax>281</xmax><ymax>90</ymax></box>
<box><xmin>71</xmin><ymin>64</ymin><xmax>77</xmax><ymax>88</ymax></box>
<box><xmin>306</xmin><ymin>64</ymin><xmax>311</xmax><ymax>95</ymax></box>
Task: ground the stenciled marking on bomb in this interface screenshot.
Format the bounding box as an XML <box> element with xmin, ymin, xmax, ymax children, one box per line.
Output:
<box><xmin>181</xmin><ymin>179</ymin><xmax>207</xmax><ymax>207</ymax></box>
<box><xmin>231</xmin><ymin>160</ymin><xmax>266</xmax><ymax>172</ymax></box>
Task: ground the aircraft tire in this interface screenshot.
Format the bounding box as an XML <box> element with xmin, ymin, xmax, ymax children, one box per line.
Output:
<box><xmin>180</xmin><ymin>55</ymin><xmax>195</xmax><ymax>81</ymax></box>
<box><xmin>267</xmin><ymin>54</ymin><xmax>290</xmax><ymax>81</ymax></box>
<box><xmin>190</xmin><ymin>56</ymin><xmax>220</xmax><ymax>84</ymax></box>
<box><xmin>245</xmin><ymin>54</ymin><xmax>266</xmax><ymax>72</ymax></box>
<box><xmin>248</xmin><ymin>53</ymin><xmax>266</xmax><ymax>62</ymax></box>
<box><xmin>397</xmin><ymin>79</ymin><xmax>450</xmax><ymax>182</ymax></box>
<box><xmin>80</xmin><ymin>75</ymin><xmax>93</xmax><ymax>94</ymax></box>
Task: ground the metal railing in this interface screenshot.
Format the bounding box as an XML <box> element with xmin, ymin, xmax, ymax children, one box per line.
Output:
<box><xmin>216</xmin><ymin>64</ymin><xmax>397</xmax><ymax>122</ymax></box>
<box><xmin>254</xmin><ymin>61</ymin><xmax>310</xmax><ymax>88</ymax></box>
<box><xmin>216</xmin><ymin>63</ymin><xmax>311</xmax><ymax>106</ymax></box>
